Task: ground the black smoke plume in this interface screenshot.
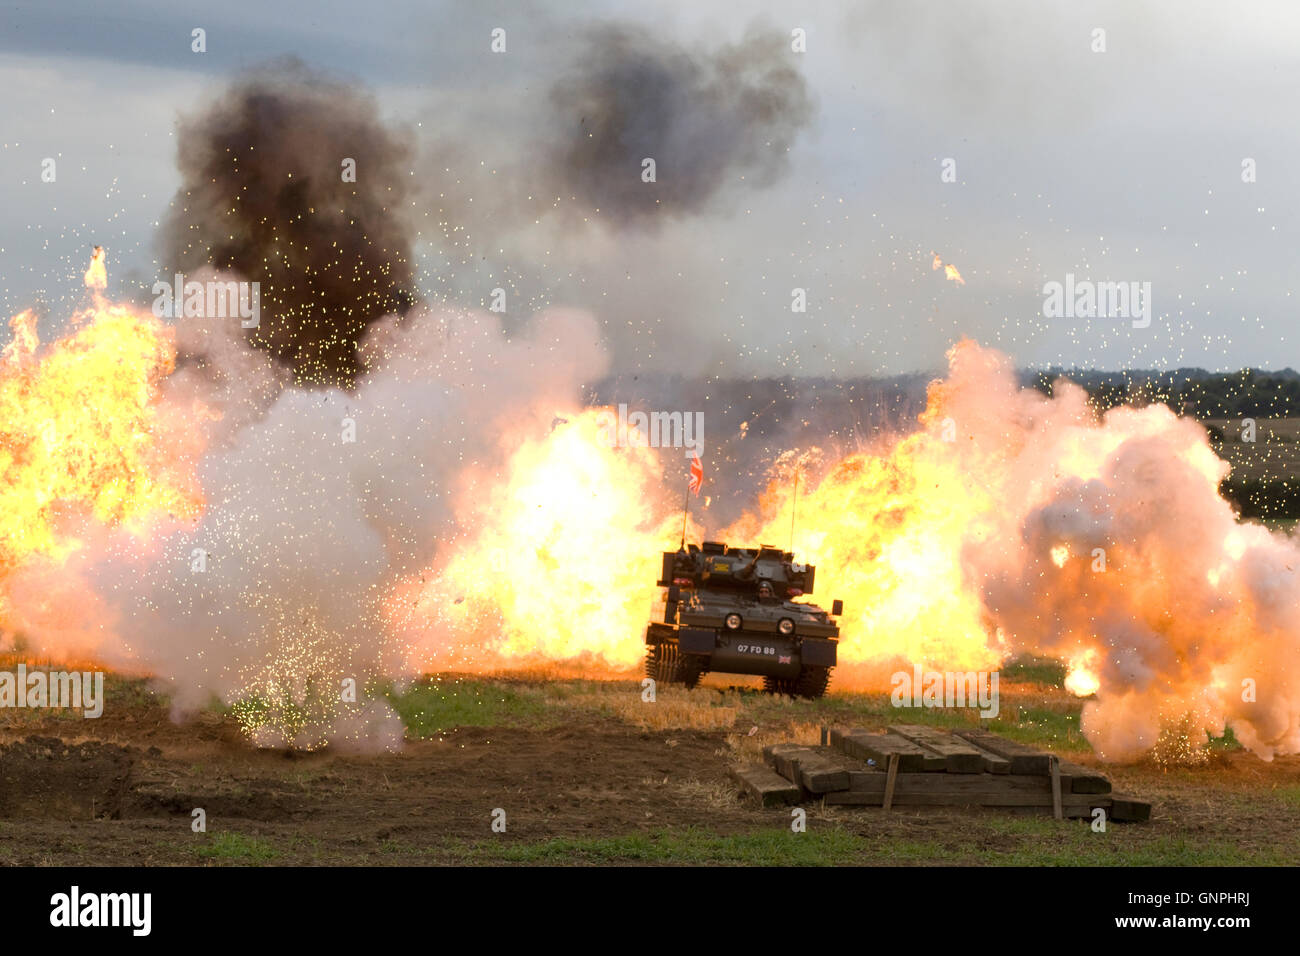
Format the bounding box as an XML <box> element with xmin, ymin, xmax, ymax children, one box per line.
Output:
<box><xmin>546</xmin><ymin>25</ymin><xmax>813</xmax><ymax>224</ymax></box>
<box><xmin>162</xmin><ymin>60</ymin><xmax>416</xmax><ymax>388</ymax></box>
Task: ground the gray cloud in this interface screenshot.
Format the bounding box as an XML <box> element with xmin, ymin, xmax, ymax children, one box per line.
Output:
<box><xmin>544</xmin><ymin>23</ymin><xmax>812</xmax><ymax>224</ymax></box>
<box><xmin>2</xmin><ymin>0</ymin><xmax>1300</xmax><ymax>378</ymax></box>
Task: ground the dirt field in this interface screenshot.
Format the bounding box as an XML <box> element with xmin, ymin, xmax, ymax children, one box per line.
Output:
<box><xmin>2</xmin><ymin>668</ymin><xmax>1299</xmax><ymax>866</ymax></box>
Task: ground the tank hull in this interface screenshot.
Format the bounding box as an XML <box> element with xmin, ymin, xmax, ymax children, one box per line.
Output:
<box><xmin>645</xmin><ymin>623</ymin><xmax>839</xmax><ymax>696</ymax></box>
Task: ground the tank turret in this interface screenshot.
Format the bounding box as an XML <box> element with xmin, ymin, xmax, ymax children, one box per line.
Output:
<box><xmin>646</xmin><ymin>540</ymin><xmax>843</xmax><ymax>699</ymax></box>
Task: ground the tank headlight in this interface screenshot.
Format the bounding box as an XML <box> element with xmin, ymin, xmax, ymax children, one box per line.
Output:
<box><xmin>777</xmin><ymin>618</ymin><xmax>795</xmax><ymax>636</ymax></box>
<box><xmin>724</xmin><ymin>613</ymin><xmax>743</xmax><ymax>630</ymax></box>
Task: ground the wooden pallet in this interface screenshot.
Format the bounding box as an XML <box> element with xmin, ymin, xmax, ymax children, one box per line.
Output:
<box><xmin>732</xmin><ymin>727</ymin><xmax>1150</xmax><ymax>822</ymax></box>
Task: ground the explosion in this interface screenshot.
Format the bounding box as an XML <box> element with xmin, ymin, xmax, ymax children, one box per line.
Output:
<box><xmin>5</xmin><ymin>256</ymin><xmax>1299</xmax><ymax>765</ymax></box>
<box><xmin>0</xmin><ymin>256</ymin><xmax>204</xmax><ymax>633</ymax></box>
<box><xmin>388</xmin><ymin>408</ymin><xmax>687</xmax><ymax>675</ymax></box>
<box><xmin>366</xmin><ymin>338</ymin><xmax>1300</xmax><ymax>763</ymax></box>
<box><xmin>723</xmin><ymin>436</ymin><xmax>1003</xmax><ymax>673</ymax></box>
<box><xmin>716</xmin><ymin>342</ymin><xmax>1300</xmax><ymax>760</ymax></box>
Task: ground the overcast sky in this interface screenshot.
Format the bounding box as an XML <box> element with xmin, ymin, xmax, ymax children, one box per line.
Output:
<box><xmin>2</xmin><ymin>0</ymin><xmax>1299</xmax><ymax>377</ymax></box>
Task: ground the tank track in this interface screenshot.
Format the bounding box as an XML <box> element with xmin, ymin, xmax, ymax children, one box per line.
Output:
<box><xmin>646</xmin><ymin>642</ymin><xmax>683</xmax><ymax>684</ymax></box>
<box><xmin>762</xmin><ymin>665</ymin><xmax>831</xmax><ymax>700</ymax></box>
<box><xmin>646</xmin><ymin>642</ymin><xmax>709</xmax><ymax>689</ymax></box>
<box><xmin>681</xmin><ymin>652</ymin><xmax>707</xmax><ymax>689</ymax></box>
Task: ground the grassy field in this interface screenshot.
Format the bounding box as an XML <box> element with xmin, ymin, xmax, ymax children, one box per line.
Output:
<box><xmin>5</xmin><ymin>408</ymin><xmax>1300</xmax><ymax>867</ymax></box>
<box><xmin>2</xmin><ymin>652</ymin><xmax>1298</xmax><ymax>865</ymax></box>
<box><xmin>1206</xmin><ymin>415</ymin><xmax>1300</xmax><ymax>525</ymax></box>
<box><xmin>1204</xmin><ymin>416</ymin><xmax>1300</xmax><ymax>483</ymax></box>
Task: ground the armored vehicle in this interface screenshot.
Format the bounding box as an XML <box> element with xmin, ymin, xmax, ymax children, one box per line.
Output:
<box><xmin>645</xmin><ymin>541</ymin><xmax>842</xmax><ymax>699</ymax></box>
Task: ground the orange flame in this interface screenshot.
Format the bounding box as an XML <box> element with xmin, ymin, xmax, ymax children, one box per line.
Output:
<box><xmin>83</xmin><ymin>245</ymin><xmax>107</xmax><ymax>291</ymax></box>
<box><xmin>931</xmin><ymin>251</ymin><xmax>965</xmax><ymax>285</ymax></box>
<box><xmin>408</xmin><ymin>340</ymin><xmax>1300</xmax><ymax>760</ymax></box>
<box><xmin>388</xmin><ymin>408</ymin><xmax>690</xmax><ymax>675</ymax></box>
<box><xmin>722</xmin><ymin>444</ymin><xmax>1001</xmax><ymax>674</ymax></box>
<box><xmin>0</xmin><ymin>253</ymin><xmax>205</xmax><ymax>625</ymax></box>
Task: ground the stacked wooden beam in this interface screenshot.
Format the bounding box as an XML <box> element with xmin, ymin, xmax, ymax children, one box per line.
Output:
<box><xmin>730</xmin><ymin>725</ymin><xmax>1151</xmax><ymax>822</ymax></box>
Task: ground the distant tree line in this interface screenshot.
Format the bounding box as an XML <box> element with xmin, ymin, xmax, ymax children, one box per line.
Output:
<box><xmin>1025</xmin><ymin>367</ymin><xmax>1300</xmax><ymax>420</ymax></box>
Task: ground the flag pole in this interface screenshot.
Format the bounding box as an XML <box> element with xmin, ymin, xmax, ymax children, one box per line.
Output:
<box><xmin>684</xmin><ymin>454</ymin><xmax>703</xmax><ymax>550</ymax></box>
<box><xmin>680</xmin><ymin>480</ymin><xmax>689</xmax><ymax>551</ymax></box>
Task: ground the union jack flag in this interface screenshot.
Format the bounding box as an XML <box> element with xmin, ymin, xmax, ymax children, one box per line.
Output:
<box><xmin>689</xmin><ymin>454</ymin><xmax>704</xmax><ymax>496</ymax></box>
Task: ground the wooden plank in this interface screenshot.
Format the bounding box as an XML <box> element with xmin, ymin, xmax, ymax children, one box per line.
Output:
<box><xmin>762</xmin><ymin>743</ymin><xmax>813</xmax><ymax>783</ymax></box>
<box><xmin>952</xmin><ymin>729</ymin><xmax>1052</xmax><ymax>774</ymax></box>
<box><xmin>1109</xmin><ymin>794</ymin><xmax>1152</xmax><ymax>823</ymax></box>
<box><xmin>829</xmin><ymin>728</ymin><xmax>886</xmax><ymax>763</ymax></box>
<box><xmin>762</xmin><ymin>744</ymin><xmax>849</xmax><ymax>793</ymax></box>
<box><xmin>755</xmin><ymin>740</ymin><xmax>1145</xmax><ymax>820</ymax></box>
<box><xmin>882</xmin><ymin>754</ymin><xmax>900</xmax><ymax>810</ymax></box>
<box><xmin>887</xmin><ymin>724</ymin><xmax>985</xmax><ymax>773</ymax></box>
<box><xmin>799</xmin><ymin>756</ymin><xmax>851</xmax><ymax>794</ymax></box>
<box><xmin>845</xmin><ymin>769</ymin><xmax>879</xmax><ymax>792</ymax></box>
<box><xmin>836</xmin><ymin>731</ymin><xmax>946</xmax><ymax>772</ymax></box>
<box><xmin>948</xmin><ymin>733</ymin><xmax>1111</xmax><ymax>789</ymax></box>
<box><xmin>957</xmin><ymin>737</ymin><xmax>1012</xmax><ymax>774</ymax></box>
<box><xmin>730</xmin><ymin>764</ymin><xmax>802</xmax><ymax>807</ymax></box>
<box><xmin>828</xmin><ymin>727</ymin><xmax>853</xmax><ymax>750</ymax></box>
<box><xmin>1058</xmin><ymin>761</ymin><xmax>1112</xmax><ymax>794</ymax></box>
<box><xmin>849</xmin><ymin>771</ymin><xmax>1059</xmax><ymax>794</ymax></box>
<box><xmin>808</xmin><ymin>745</ymin><xmax>871</xmax><ymax>781</ymax></box>
<box><xmin>829</xmin><ymin>728</ymin><xmax>895</xmax><ymax>764</ymax></box>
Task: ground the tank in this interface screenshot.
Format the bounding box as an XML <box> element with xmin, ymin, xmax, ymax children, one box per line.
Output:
<box><xmin>645</xmin><ymin>540</ymin><xmax>843</xmax><ymax>699</ymax></box>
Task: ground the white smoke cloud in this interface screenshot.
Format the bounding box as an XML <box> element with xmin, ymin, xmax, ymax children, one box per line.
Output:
<box><xmin>9</xmin><ymin>290</ymin><xmax>609</xmax><ymax>749</ymax></box>
<box><xmin>726</xmin><ymin>341</ymin><xmax>1300</xmax><ymax>761</ymax></box>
